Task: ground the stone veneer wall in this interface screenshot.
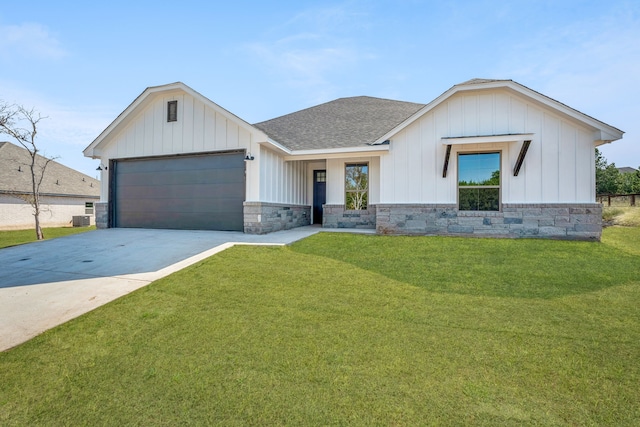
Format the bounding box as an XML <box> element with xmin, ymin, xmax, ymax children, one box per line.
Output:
<box><xmin>375</xmin><ymin>203</ymin><xmax>602</xmax><ymax>240</ymax></box>
<box><xmin>323</xmin><ymin>204</ymin><xmax>377</xmax><ymax>229</ymax></box>
<box><xmin>244</xmin><ymin>202</ymin><xmax>311</xmax><ymax>234</ymax></box>
<box><xmin>95</xmin><ymin>202</ymin><xmax>109</xmax><ymax>229</ymax></box>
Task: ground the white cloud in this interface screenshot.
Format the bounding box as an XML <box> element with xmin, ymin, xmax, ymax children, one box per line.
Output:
<box><xmin>0</xmin><ymin>22</ymin><xmax>68</xmax><ymax>61</ymax></box>
<box><xmin>246</xmin><ymin>4</ymin><xmax>375</xmax><ymax>104</ymax></box>
<box><xmin>492</xmin><ymin>4</ymin><xmax>640</xmax><ymax>167</ymax></box>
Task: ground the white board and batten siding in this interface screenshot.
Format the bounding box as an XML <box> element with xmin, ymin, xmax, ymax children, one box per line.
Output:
<box><xmin>381</xmin><ymin>89</ymin><xmax>598</xmax><ymax>205</ymax></box>
<box><xmin>258</xmin><ymin>146</ymin><xmax>306</xmax><ymax>205</ymax></box>
<box><xmin>98</xmin><ymin>90</ymin><xmax>258</xmax><ymax>201</ymax></box>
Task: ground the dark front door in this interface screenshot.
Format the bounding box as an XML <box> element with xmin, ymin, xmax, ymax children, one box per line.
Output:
<box><xmin>313</xmin><ymin>170</ymin><xmax>326</xmax><ymax>225</ymax></box>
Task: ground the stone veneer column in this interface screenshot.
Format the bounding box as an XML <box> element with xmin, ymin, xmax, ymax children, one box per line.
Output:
<box><xmin>94</xmin><ymin>202</ymin><xmax>109</xmax><ymax>229</ymax></box>
<box><xmin>244</xmin><ymin>202</ymin><xmax>311</xmax><ymax>234</ymax></box>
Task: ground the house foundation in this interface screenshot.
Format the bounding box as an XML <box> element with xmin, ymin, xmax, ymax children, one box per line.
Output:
<box><xmin>375</xmin><ymin>203</ymin><xmax>602</xmax><ymax>240</ymax></box>
<box><xmin>323</xmin><ymin>204</ymin><xmax>377</xmax><ymax>229</ymax></box>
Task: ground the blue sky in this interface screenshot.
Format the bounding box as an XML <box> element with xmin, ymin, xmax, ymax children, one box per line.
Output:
<box><xmin>1</xmin><ymin>0</ymin><xmax>638</xmax><ymax>178</ymax></box>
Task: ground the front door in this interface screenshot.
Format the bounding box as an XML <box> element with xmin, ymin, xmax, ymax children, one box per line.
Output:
<box><xmin>313</xmin><ymin>170</ymin><xmax>326</xmax><ymax>225</ymax></box>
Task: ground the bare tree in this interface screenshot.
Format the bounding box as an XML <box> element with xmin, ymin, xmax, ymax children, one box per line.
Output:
<box><xmin>345</xmin><ymin>164</ymin><xmax>368</xmax><ymax>210</ymax></box>
<box><xmin>0</xmin><ymin>102</ymin><xmax>52</xmax><ymax>240</ymax></box>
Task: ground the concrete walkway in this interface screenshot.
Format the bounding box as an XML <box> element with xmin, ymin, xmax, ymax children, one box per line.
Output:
<box><xmin>0</xmin><ymin>226</ymin><xmax>374</xmax><ymax>352</ymax></box>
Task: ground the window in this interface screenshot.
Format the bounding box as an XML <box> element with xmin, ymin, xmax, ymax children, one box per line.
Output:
<box><xmin>85</xmin><ymin>202</ymin><xmax>94</xmax><ymax>215</ymax></box>
<box><xmin>167</xmin><ymin>100</ymin><xmax>178</xmax><ymax>122</ymax></box>
<box><xmin>458</xmin><ymin>152</ymin><xmax>500</xmax><ymax>211</ymax></box>
<box><xmin>315</xmin><ymin>171</ymin><xmax>326</xmax><ymax>182</ymax></box>
<box><xmin>345</xmin><ymin>163</ymin><xmax>368</xmax><ymax>210</ymax></box>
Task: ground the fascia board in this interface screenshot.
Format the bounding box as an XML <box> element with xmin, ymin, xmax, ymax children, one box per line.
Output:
<box><xmin>83</xmin><ymin>85</ymin><xmax>160</xmax><ymax>158</ymax></box>
<box><xmin>371</xmin><ymin>87</ymin><xmax>458</xmax><ymax>145</ymax></box>
<box><xmin>594</xmin><ymin>129</ymin><xmax>624</xmax><ymax>145</ymax></box>
<box><xmin>469</xmin><ymin>81</ymin><xmax>624</xmax><ymax>141</ymax></box>
<box><xmin>283</xmin><ymin>145</ymin><xmax>389</xmax><ymax>161</ymax></box>
<box><xmin>505</xmin><ymin>82</ymin><xmax>623</xmax><ymax>140</ymax></box>
<box><xmin>181</xmin><ymin>84</ymin><xmax>268</xmax><ymax>140</ymax></box>
<box><xmin>258</xmin><ymin>138</ymin><xmax>292</xmax><ymax>156</ymax></box>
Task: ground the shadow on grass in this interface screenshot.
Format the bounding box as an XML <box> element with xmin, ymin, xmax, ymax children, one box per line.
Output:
<box><xmin>291</xmin><ymin>232</ymin><xmax>640</xmax><ymax>299</ymax></box>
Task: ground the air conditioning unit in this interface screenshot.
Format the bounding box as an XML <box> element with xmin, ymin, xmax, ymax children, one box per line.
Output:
<box><xmin>72</xmin><ymin>215</ymin><xmax>91</xmax><ymax>227</ymax></box>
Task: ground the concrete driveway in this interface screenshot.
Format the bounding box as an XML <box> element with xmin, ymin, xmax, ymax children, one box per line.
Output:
<box><xmin>0</xmin><ymin>226</ymin><xmax>331</xmax><ymax>352</ymax></box>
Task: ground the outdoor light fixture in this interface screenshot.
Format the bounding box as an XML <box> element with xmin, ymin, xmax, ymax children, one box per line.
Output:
<box><xmin>96</xmin><ymin>163</ymin><xmax>108</xmax><ymax>171</ymax></box>
<box><xmin>244</xmin><ymin>153</ymin><xmax>255</xmax><ymax>161</ymax></box>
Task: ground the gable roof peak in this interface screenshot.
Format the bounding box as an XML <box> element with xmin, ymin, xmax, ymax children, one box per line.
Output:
<box><xmin>84</xmin><ymin>81</ymin><xmax>267</xmax><ymax>158</ymax></box>
<box><xmin>458</xmin><ymin>78</ymin><xmax>513</xmax><ymax>86</ymax></box>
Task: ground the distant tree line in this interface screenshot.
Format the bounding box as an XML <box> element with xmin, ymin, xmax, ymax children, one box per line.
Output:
<box><xmin>596</xmin><ymin>148</ymin><xmax>640</xmax><ymax>195</ymax></box>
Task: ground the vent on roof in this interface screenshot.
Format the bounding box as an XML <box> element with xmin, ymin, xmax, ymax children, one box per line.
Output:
<box><xmin>167</xmin><ymin>100</ymin><xmax>178</xmax><ymax>122</ymax></box>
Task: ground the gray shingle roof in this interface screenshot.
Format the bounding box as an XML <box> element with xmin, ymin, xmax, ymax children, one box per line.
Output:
<box><xmin>0</xmin><ymin>141</ymin><xmax>100</xmax><ymax>198</ymax></box>
<box><xmin>618</xmin><ymin>166</ymin><xmax>638</xmax><ymax>174</ymax></box>
<box><xmin>253</xmin><ymin>96</ymin><xmax>426</xmax><ymax>150</ymax></box>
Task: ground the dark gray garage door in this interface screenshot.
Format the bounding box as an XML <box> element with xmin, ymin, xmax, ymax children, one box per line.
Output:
<box><xmin>113</xmin><ymin>152</ymin><xmax>245</xmax><ymax>231</ymax></box>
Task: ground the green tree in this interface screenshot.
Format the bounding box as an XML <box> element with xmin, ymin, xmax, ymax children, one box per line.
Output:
<box><xmin>595</xmin><ymin>148</ymin><xmax>620</xmax><ymax>195</ymax></box>
<box><xmin>617</xmin><ymin>169</ymin><xmax>640</xmax><ymax>194</ymax></box>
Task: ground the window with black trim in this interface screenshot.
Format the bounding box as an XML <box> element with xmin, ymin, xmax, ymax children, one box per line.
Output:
<box><xmin>345</xmin><ymin>163</ymin><xmax>368</xmax><ymax>210</ymax></box>
<box><xmin>85</xmin><ymin>202</ymin><xmax>94</xmax><ymax>215</ymax></box>
<box><xmin>458</xmin><ymin>152</ymin><xmax>500</xmax><ymax>211</ymax></box>
<box><xmin>167</xmin><ymin>100</ymin><xmax>178</xmax><ymax>122</ymax></box>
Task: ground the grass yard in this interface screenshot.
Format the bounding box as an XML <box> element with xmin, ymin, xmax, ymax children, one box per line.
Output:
<box><xmin>0</xmin><ymin>226</ymin><xmax>96</xmax><ymax>249</ymax></box>
<box><xmin>1</xmin><ymin>227</ymin><xmax>639</xmax><ymax>425</ymax></box>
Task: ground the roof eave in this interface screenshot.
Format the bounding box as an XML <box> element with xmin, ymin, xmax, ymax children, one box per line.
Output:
<box><xmin>283</xmin><ymin>144</ymin><xmax>389</xmax><ymax>161</ymax></box>
<box><xmin>461</xmin><ymin>80</ymin><xmax>624</xmax><ymax>142</ymax></box>
<box><xmin>371</xmin><ymin>79</ymin><xmax>624</xmax><ymax>145</ymax></box>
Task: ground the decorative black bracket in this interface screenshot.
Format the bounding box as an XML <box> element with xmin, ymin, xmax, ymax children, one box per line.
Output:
<box><xmin>513</xmin><ymin>140</ymin><xmax>531</xmax><ymax>176</ymax></box>
<box><xmin>442</xmin><ymin>144</ymin><xmax>452</xmax><ymax>178</ymax></box>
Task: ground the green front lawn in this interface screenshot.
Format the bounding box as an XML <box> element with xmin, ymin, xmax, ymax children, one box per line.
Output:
<box><xmin>0</xmin><ymin>226</ymin><xmax>96</xmax><ymax>249</ymax></box>
<box><xmin>1</xmin><ymin>228</ymin><xmax>639</xmax><ymax>425</ymax></box>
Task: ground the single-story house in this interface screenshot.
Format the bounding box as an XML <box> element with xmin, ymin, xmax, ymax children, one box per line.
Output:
<box><xmin>0</xmin><ymin>141</ymin><xmax>100</xmax><ymax>230</ymax></box>
<box><xmin>83</xmin><ymin>78</ymin><xmax>624</xmax><ymax>240</ymax></box>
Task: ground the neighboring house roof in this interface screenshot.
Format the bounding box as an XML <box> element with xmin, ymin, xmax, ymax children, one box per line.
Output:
<box><xmin>0</xmin><ymin>141</ymin><xmax>100</xmax><ymax>198</ymax></box>
<box><xmin>618</xmin><ymin>166</ymin><xmax>638</xmax><ymax>174</ymax></box>
<box><xmin>253</xmin><ymin>96</ymin><xmax>426</xmax><ymax>150</ymax></box>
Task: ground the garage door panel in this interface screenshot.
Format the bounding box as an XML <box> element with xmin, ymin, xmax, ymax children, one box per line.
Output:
<box><xmin>117</xmin><ymin>182</ymin><xmax>245</xmax><ymax>200</ymax></box>
<box><xmin>114</xmin><ymin>152</ymin><xmax>245</xmax><ymax>231</ymax></box>
<box><xmin>117</xmin><ymin>212</ymin><xmax>244</xmax><ymax>231</ymax></box>
<box><xmin>117</xmin><ymin>154</ymin><xmax>244</xmax><ymax>174</ymax></box>
<box><xmin>116</xmin><ymin>168</ymin><xmax>243</xmax><ymax>187</ymax></box>
<box><xmin>116</xmin><ymin>197</ymin><xmax>244</xmax><ymax>214</ymax></box>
